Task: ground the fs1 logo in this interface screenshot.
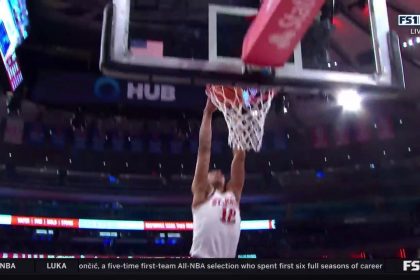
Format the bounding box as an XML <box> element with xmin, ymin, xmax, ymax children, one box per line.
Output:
<box><xmin>127</xmin><ymin>83</ymin><xmax>176</xmax><ymax>102</ymax></box>
<box><xmin>403</xmin><ymin>260</ymin><xmax>420</xmax><ymax>272</ymax></box>
<box><xmin>398</xmin><ymin>15</ymin><xmax>420</xmax><ymax>26</ymax></box>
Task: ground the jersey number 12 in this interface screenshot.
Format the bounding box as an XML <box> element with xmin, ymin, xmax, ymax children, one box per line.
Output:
<box><xmin>221</xmin><ymin>208</ymin><xmax>236</xmax><ymax>224</ymax></box>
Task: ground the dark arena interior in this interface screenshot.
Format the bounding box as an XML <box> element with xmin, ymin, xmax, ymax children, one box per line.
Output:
<box><xmin>1</xmin><ymin>0</ymin><xmax>420</xmax><ymax>265</ymax></box>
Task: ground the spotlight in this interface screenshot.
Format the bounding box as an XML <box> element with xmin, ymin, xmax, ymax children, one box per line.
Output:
<box><xmin>316</xmin><ymin>170</ymin><xmax>325</xmax><ymax>179</ymax></box>
<box><xmin>108</xmin><ymin>175</ymin><xmax>118</xmax><ymax>184</ymax></box>
<box><xmin>408</xmin><ymin>39</ymin><xmax>414</xmax><ymax>46</ymax></box>
<box><xmin>337</xmin><ymin>89</ymin><xmax>362</xmax><ymax>112</ymax></box>
<box><xmin>402</xmin><ymin>42</ymin><xmax>407</xmax><ymax>48</ymax></box>
<box><xmin>416</xmin><ymin>37</ymin><xmax>420</xmax><ymax>44</ymax></box>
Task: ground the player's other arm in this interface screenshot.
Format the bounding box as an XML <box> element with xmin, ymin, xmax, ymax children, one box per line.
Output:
<box><xmin>192</xmin><ymin>99</ymin><xmax>216</xmax><ymax>205</ymax></box>
<box><xmin>227</xmin><ymin>149</ymin><xmax>246</xmax><ymax>202</ymax></box>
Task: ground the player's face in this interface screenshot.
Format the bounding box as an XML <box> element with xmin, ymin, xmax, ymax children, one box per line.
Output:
<box><xmin>208</xmin><ymin>170</ymin><xmax>225</xmax><ymax>190</ymax></box>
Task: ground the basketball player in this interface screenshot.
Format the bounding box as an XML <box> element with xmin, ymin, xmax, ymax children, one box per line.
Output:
<box><xmin>190</xmin><ymin>98</ymin><xmax>246</xmax><ymax>258</ymax></box>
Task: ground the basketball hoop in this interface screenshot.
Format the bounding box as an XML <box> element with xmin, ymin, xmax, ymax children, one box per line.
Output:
<box><xmin>206</xmin><ymin>84</ymin><xmax>276</xmax><ymax>152</ymax></box>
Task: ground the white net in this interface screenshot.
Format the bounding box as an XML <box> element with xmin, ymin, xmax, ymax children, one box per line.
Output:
<box><xmin>206</xmin><ymin>85</ymin><xmax>276</xmax><ymax>152</ymax></box>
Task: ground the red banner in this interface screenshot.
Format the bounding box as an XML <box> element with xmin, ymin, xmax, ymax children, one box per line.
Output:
<box><xmin>11</xmin><ymin>216</ymin><xmax>78</xmax><ymax>228</ymax></box>
<box><xmin>376</xmin><ymin>116</ymin><xmax>395</xmax><ymax>140</ymax></box>
<box><xmin>334</xmin><ymin>124</ymin><xmax>350</xmax><ymax>147</ymax></box>
<box><xmin>355</xmin><ymin>120</ymin><xmax>372</xmax><ymax>143</ymax></box>
<box><xmin>313</xmin><ymin>126</ymin><xmax>329</xmax><ymax>149</ymax></box>
<box><xmin>3</xmin><ymin>118</ymin><xmax>24</xmax><ymax>145</ymax></box>
<box><xmin>242</xmin><ymin>0</ymin><xmax>325</xmax><ymax>66</ymax></box>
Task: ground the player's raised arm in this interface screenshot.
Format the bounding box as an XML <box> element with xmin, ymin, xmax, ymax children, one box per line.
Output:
<box><xmin>191</xmin><ymin>98</ymin><xmax>217</xmax><ymax>197</ymax></box>
<box><xmin>227</xmin><ymin>149</ymin><xmax>246</xmax><ymax>202</ymax></box>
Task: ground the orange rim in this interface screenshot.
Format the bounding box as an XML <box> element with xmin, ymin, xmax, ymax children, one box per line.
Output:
<box><xmin>206</xmin><ymin>85</ymin><xmax>276</xmax><ymax>106</ymax></box>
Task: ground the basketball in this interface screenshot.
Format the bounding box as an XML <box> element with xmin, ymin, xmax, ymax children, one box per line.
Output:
<box><xmin>206</xmin><ymin>85</ymin><xmax>243</xmax><ymax>108</ymax></box>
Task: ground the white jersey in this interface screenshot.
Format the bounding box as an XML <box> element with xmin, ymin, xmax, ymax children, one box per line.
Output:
<box><xmin>190</xmin><ymin>190</ymin><xmax>241</xmax><ymax>258</ymax></box>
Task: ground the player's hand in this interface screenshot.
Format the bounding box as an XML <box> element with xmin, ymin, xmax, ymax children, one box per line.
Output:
<box><xmin>233</xmin><ymin>149</ymin><xmax>246</xmax><ymax>159</ymax></box>
<box><xmin>204</xmin><ymin>98</ymin><xmax>217</xmax><ymax>114</ymax></box>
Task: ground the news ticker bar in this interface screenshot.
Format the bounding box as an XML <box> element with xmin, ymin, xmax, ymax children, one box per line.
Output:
<box><xmin>0</xmin><ymin>214</ymin><xmax>275</xmax><ymax>231</ymax></box>
<box><xmin>0</xmin><ymin>259</ymin><xmax>418</xmax><ymax>274</ymax></box>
